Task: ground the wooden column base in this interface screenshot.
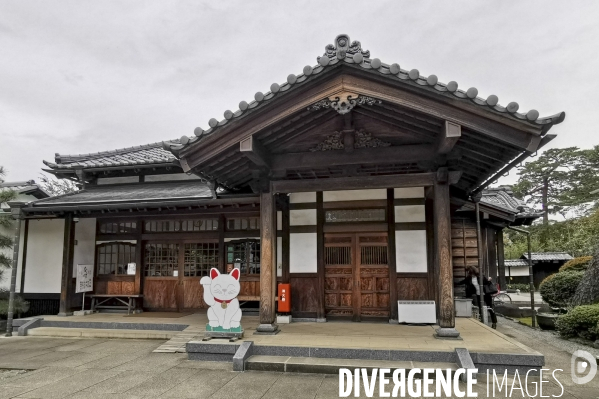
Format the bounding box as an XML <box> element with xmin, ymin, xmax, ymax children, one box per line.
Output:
<box><xmin>255</xmin><ymin>323</ymin><xmax>280</xmax><ymax>335</ymax></box>
<box><xmin>57</xmin><ymin>312</ymin><xmax>73</xmax><ymax>317</ymax></box>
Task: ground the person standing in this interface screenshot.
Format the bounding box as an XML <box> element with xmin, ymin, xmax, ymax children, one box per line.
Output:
<box><xmin>458</xmin><ymin>266</ymin><xmax>498</xmax><ymax>329</ymax></box>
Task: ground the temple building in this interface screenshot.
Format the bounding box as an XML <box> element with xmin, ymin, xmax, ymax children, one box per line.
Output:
<box><xmin>5</xmin><ymin>35</ymin><xmax>563</xmax><ymax>337</ymax></box>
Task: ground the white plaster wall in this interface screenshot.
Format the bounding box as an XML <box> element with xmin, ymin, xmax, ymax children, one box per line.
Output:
<box><xmin>277</xmin><ymin>236</ymin><xmax>282</xmax><ymax>278</ymax></box>
<box><xmin>24</xmin><ymin>219</ymin><xmax>64</xmax><ymax>293</ymax></box>
<box><xmin>72</xmin><ymin>218</ymin><xmax>96</xmax><ymax>277</ymax></box>
<box><xmin>289</xmin><ymin>192</ymin><xmax>316</xmax><ymax>203</ymax></box>
<box><xmin>323</xmin><ymin>189</ymin><xmax>386</xmax><ymax>201</ymax></box>
<box><xmin>394</xmin><ymin>205</ymin><xmax>426</xmax><ymax>223</ymax></box>
<box><xmin>394</xmin><ymin>187</ymin><xmax>424</xmax><ymax>198</ymax></box>
<box><xmin>290</xmin><ymin>233</ymin><xmax>317</xmax><ymax>273</ymax></box>
<box><xmin>145</xmin><ymin>174</ymin><xmax>201</xmax><ymax>182</ymax></box>
<box><xmin>277</xmin><ymin>211</ymin><xmax>282</xmax><ymax>231</ymax></box>
<box><xmin>395</xmin><ymin>230</ymin><xmax>427</xmax><ymax>273</ymax></box>
<box><xmin>0</xmin><ymin>220</ymin><xmax>26</xmax><ymax>292</ymax></box>
<box><xmin>507</xmin><ymin>266</ymin><xmax>529</xmax><ymax>277</ymax></box>
<box><xmin>290</xmin><ymin>209</ymin><xmax>317</xmax><ymax>226</ymax></box>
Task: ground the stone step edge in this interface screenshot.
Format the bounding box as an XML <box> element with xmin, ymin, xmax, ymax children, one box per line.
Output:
<box><xmin>245</xmin><ymin>355</ymin><xmax>458</xmax><ymax>375</ymax></box>
<box><xmin>26</xmin><ymin>327</ymin><xmax>178</xmax><ymax>340</ymax></box>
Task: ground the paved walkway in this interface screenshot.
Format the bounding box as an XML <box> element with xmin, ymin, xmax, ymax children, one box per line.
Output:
<box><xmin>0</xmin><ymin>322</ymin><xmax>597</xmax><ymax>399</ymax></box>
<box><xmin>36</xmin><ymin>313</ymin><xmax>534</xmax><ymax>354</ymax></box>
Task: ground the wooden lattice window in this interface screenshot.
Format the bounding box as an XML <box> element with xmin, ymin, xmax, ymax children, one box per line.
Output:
<box><xmin>99</xmin><ymin>221</ymin><xmax>137</xmax><ymax>234</ymax></box>
<box><xmin>96</xmin><ymin>242</ymin><xmax>136</xmax><ymax>275</ymax></box>
<box><xmin>183</xmin><ymin>243</ymin><xmax>219</xmax><ymax>277</ymax></box>
<box><xmin>226</xmin><ymin>217</ymin><xmax>259</xmax><ymax>231</ymax></box>
<box><xmin>144</xmin><ymin>219</ymin><xmax>218</xmax><ymax>232</ymax></box>
<box><xmin>226</xmin><ymin>239</ymin><xmax>260</xmax><ymax>275</ymax></box>
<box><xmin>144</xmin><ymin>243</ymin><xmax>179</xmax><ymax>277</ymax></box>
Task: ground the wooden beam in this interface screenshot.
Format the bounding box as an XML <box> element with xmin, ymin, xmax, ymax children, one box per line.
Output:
<box><xmin>271</xmin><ymin>173</ymin><xmax>436</xmax><ymax>193</ymax></box>
<box><xmin>240</xmin><ymin>135</ymin><xmax>271</xmax><ymax>168</ymax></box>
<box><xmin>58</xmin><ymin>214</ymin><xmax>75</xmax><ymax>316</ymax></box>
<box><xmin>433</xmin><ymin>180</ymin><xmax>455</xmax><ymax>330</ymax></box>
<box><xmin>271</xmin><ymin>145</ymin><xmax>435</xmax><ymax>172</ymax></box>
<box><xmin>497</xmin><ymin>229</ymin><xmax>507</xmax><ymax>290</ymax></box>
<box><xmin>437</xmin><ymin>121</ymin><xmax>461</xmax><ymax>154</ymax></box>
<box><xmin>257</xmin><ymin>191</ymin><xmax>279</xmax><ymax>334</ymax></box>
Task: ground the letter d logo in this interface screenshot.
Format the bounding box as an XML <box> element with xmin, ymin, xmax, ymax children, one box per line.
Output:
<box><xmin>571</xmin><ymin>350</ymin><xmax>597</xmax><ymax>385</ymax></box>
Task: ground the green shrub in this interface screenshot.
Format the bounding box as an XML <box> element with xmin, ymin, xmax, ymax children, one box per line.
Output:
<box><xmin>559</xmin><ymin>256</ymin><xmax>593</xmax><ymax>272</ymax></box>
<box><xmin>539</xmin><ymin>271</ymin><xmax>584</xmax><ymax>308</ymax></box>
<box><xmin>0</xmin><ymin>289</ymin><xmax>30</xmax><ymax>317</ymax></box>
<box><xmin>507</xmin><ymin>284</ymin><xmax>530</xmax><ymax>293</ymax></box>
<box><xmin>555</xmin><ymin>304</ymin><xmax>599</xmax><ymax>340</ymax></box>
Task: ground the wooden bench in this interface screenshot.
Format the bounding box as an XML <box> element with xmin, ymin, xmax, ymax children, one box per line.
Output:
<box><xmin>89</xmin><ymin>294</ymin><xmax>143</xmax><ymax>315</ymax></box>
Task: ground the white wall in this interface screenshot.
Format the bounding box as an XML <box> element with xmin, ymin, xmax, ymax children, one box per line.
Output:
<box><xmin>289</xmin><ymin>192</ymin><xmax>316</xmax><ymax>203</ymax></box>
<box><xmin>72</xmin><ymin>218</ymin><xmax>96</xmax><ymax>277</ymax></box>
<box><xmin>507</xmin><ymin>266</ymin><xmax>529</xmax><ymax>277</ymax></box>
<box><xmin>23</xmin><ymin>219</ymin><xmax>64</xmax><ymax>293</ymax></box>
<box><xmin>393</xmin><ymin>187</ymin><xmax>427</xmax><ymax>273</ymax></box>
<box><xmin>290</xmin><ymin>209</ymin><xmax>317</xmax><ymax>226</ymax></box>
<box><xmin>144</xmin><ymin>173</ymin><xmax>201</xmax><ymax>182</ymax></box>
<box><xmin>290</xmin><ymin>233</ymin><xmax>317</xmax><ymax>273</ymax></box>
<box><xmin>395</xmin><ymin>230</ymin><xmax>427</xmax><ymax>273</ymax></box>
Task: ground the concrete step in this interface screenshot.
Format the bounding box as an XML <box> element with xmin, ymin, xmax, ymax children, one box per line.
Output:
<box><xmin>26</xmin><ymin>327</ymin><xmax>177</xmax><ymax>340</ymax></box>
<box><xmin>245</xmin><ymin>355</ymin><xmax>458</xmax><ymax>375</ymax></box>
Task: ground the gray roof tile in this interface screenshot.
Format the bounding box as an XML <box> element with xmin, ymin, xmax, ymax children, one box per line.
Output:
<box><xmin>165</xmin><ymin>34</ymin><xmax>565</xmax><ymax>153</ymax></box>
<box><xmin>44</xmin><ymin>140</ymin><xmax>180</xmax><ymax>170</ymax></box>
<box><xmin>521</xmin><ymin>252</ymin><xmax>573</xmax><ymax>261</ymax></box>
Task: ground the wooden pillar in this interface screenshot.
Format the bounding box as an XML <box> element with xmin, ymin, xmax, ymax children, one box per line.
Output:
<box><xmin>134</xmin><ymin>218</ymin><xmax>143</xmax><ymax>295</ymax></box>
<box><xmin>433</xmin><ymin>170</ymin><xmax>459</xmax><ymax>338</ymax></box>
<box><xmin>19</xmin><ymin>219</ymin><xmax>29</xmax><ymax>294</ymax></box>
<box><xmin>218</xmin><ymin>214</ymin><xmax>226</xmax><ymax>272</ymax></box>
<box><xmin>387</xmin><ymin>189</ymin><xmax>398</xmax><ymax>321</ymax></box>
<box><xmin>487</xmin><ymin>227</ymin><xmax>498</xmax><ymax>283</ymax></box>
<box><xmin>316</xmin><ymin>192</ymin><xmax>325</xmax><ymax>320</ymax></box>
<box><xmin>281</xmin><ymin>196</ymin><xmax>290</xmax><ymax>284</ymax></box>
<box><xmin>497</xmin><ymin>229</ymin><xmax>507</xmax><ymax>290</ymax></box>
<box><xmin>58</xmin><ymin>213</ymin><xmax>76</xmax><ymax>316</ymax></box>
<box><xmin>5</xmin><ymin>205</ymin><xmax>24</xmax><ymax>337</ymax></box>
<box><xmin>257</xmin><ymin>190</ymin><xmax>279</xmax><ymax>334</ymax></box>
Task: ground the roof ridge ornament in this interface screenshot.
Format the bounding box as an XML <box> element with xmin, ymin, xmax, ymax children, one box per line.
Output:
<box><xmin>318</xmin><ymin>34</ymin><xmax>370</xmax><ymax>63</ymax></box>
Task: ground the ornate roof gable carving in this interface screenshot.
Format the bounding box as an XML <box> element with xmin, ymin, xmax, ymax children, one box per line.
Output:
<box><xmin>307</xmin><ymin>93</ymin><xmax>381</xmax><ymax>115</ymax></box>
<box><xmin>310</xmin><ymin>129</ymin><xmax>391</xmax><ymax>152</ymax></box>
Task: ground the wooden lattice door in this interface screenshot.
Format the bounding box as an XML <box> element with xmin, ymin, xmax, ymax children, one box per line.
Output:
<box><xmin>324</xmin><ymin>233</ymin><xmax>390</xmax><ymax>321</ymax></box>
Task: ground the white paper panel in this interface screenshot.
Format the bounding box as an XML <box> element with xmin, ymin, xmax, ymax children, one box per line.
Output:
<box><xmin>395</xmin><ymin>205</ymin><xmax>426</xmax><ymax>223</ymax></box>
<box><xmin>290</xmin><ymin>192</ymin><xmax>316</xmax><ymax>203</ymax></box>
<box><xmin>395</xmin><ymin>230</ymin><xmax>428</xmax><ymax>273</ymax></box>
<box><xmin>290</xmin><ymin>233</ymin><xmax>317</xmax><ymax>273</ymax></box>
<box><xmin>24</xmin><ymin>219</ymin><xmax>65</xmax><ymax>293</ymax></box>
<box><xmin>290</xmin><ymin>209</ymin><xmax>317</xmax><ymax>226</ymax></box>
<box><xmin>323</xmin><ymin>189</ymin><xmax>387</xmax><ymax>201</ymax></box>
<box><xmin>73</xmin><ymin>218</ymin><xmax>97</xmax><ymax>277</ymax></box>
<box><xmin>394</xmin><ymin>187</ymin><xmax>424</xmax><ymax>198</ymax></box>
<box><xmin>277</xmin><ymin>236</ymin><xmax>283</xmax><ymax>277</ymax></box>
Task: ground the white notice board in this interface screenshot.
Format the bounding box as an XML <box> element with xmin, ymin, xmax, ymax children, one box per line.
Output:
<box><xmin>76</xmin><ymin>264</ymin><xmax>94</xmax><ymax>293</ymax></box>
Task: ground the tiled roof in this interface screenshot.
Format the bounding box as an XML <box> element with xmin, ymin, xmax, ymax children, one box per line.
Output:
<box><xmin>505</xmin><ymin>259</ymin><xmax>529</xmax><ymax>267</ymax></box>
<box><xmin>521</xmin><ymin>252</ymin><xmax>573</xmax><ymax>261</ymax></box>
<box><xmin>0</xmin><ymin>180</ymin><xmax>50</xmax><ymax>198</ymax></box>
<box><xmin>44</xmin><ymin>140</ymin><xmax>180</xmax><ymax>170</ymax></box>
<box><xmin>480</xmin><ymin>186</ymin><xmax>540</xmax><ymax>219</ymax></box>
<box><xmin>164</xmin><ymin>34</ymin><xmax>565</xmax><ymax>153</ymax></box>
<box><xmin>30</xmin><ymin>181</ymin><xmax>212</xmax><ymax>206</ymax></box>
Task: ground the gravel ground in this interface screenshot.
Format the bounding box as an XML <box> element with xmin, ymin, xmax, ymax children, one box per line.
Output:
<box><xmin>497</xmin><ymin>315</ymin><xmax>599</xmax><ymax>358</ymax></box>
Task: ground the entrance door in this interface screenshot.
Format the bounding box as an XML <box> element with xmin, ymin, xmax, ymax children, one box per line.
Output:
<box><xmin>143</xmin><ymin>241</ymin><xmax>218</xmax><ymax>311</ymax></box>
<box><xmin>324</xmin><ymin>233</ymin><xmax>390</xmax><ymax>321</ymax></box>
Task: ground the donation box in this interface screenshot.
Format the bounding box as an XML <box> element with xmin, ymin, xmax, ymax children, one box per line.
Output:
<box><xmin>278</xmin><ymin>283</ymin><xmax>291</xmax><ymax>313</ymax></box>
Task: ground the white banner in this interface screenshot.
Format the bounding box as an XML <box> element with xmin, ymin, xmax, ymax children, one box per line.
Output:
<box><xmin>76</xmin><ymin>264</ymin><xmax>94</xmax><ymax>293</ymax></box>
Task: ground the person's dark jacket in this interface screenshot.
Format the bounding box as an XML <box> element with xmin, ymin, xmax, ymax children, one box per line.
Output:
<box><xmin>458</xmin><ymin>275</ymin><xmax>492</xmax><ymax>298</ymax></box>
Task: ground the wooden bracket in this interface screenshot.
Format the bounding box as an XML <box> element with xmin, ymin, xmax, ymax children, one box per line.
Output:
<box><xmin>437</xmin><ymin>121</ymin><xmax>461</xmax><ymax>154</ymax></box>
<box><xmin>240</xmin><ymin>135</ymin><xmax>271</xmax><ymax>169</ymax></box>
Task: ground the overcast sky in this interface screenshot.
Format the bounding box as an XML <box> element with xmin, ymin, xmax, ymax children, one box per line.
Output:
<box><xmin>1</xmin><ymin>1</ymin><xmax>598</xmax><ymax>185</ymax></box>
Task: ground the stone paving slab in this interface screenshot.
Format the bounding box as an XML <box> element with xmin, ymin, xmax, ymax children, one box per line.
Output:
<box><xmin>15</xmin><ymin>369</ymin><xmax>119</xmax><ymax>399</ymax></box>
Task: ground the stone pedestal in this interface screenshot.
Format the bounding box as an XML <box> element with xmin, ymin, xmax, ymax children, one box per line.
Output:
<box><xmin>434</xmin><ymin>327</ymin><xmax>461</xmax><ymax>340</ymax></box>
<box><xmin>255</xmin><ymin>323</ymin><xmax>280</xmax><ymax>335</ymax></box>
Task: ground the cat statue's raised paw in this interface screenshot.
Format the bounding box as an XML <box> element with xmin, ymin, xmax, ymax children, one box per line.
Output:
<box><xmin>200</xmin><ymin>268</ymin><xmax>242</xmax><ymax>330</ymax></box>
